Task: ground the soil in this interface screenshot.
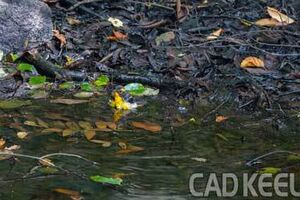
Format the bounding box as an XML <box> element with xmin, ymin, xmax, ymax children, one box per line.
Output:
<box><xmin>0</xmin><ymin>0</ymin><xmax>299</xmax><ymax>111</ymax></box>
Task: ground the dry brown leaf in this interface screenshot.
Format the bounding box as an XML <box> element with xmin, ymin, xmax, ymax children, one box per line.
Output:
<box><xmin>267</xmin><ymin>7</ymin><xmax>295</xmax><ymax>24</ymax></box>
<box><xmin>215</xmin><ymin>115</ymin><xmax>228</xmax><ymax>123</ymax></box>
<box><xmin>39</xmin><ymin>158</ymin><xmax>54</xmax><ymax>167</ymax></box>
<box><xmin>95</xmin><ymin>121</ymin><xmax>117</xmax><ymax>130</ymax></box>
<box><xmin>131</xmin><ymin>121</ymin><xmax>162</xmax><ymax>132</ymax></box>
<box><xmin>84</xmin><ymin>130</ymin><xmax>96</xmax><ymax>140</ymax></box>
<box><xmin>66</xmin><ymin>17</ymin><xmax>81</xmax><ymax>25</ymax></box>
<box><xmin>207</xmin><ymin>28</ymin><xmax>224</xmax><ymax>40</ymax></box>
<box><xmin>107</xmin><ymin>31</ymin><xmax>128</xmax><ymax>41</ymax></box>
<box><xmin>255</xmin><ymin>18</ymin><xmax>281</xmax><ymax>27</ymax></box>
<box><xmin>116</xmin><ymin>145</ymin><xmax>144</xmax><ymax>154</ymax></box>
<box><xmin>53</xmin><ymin>188</ymin><xmax>81</xmax><ymax>198</ymax></box>
<box><xmin>0</xmin><ymin>138</ymin><xmax>6</xmax><ymax>149</ymax></box>
<box><xmin>53</xmin><ymin>30</ymin><xmax>67</xmax><ymax>47</ymax></box>
<box><xmin>240</xmin><ymin>57</ymin><xmax>265</xmax><ymax>68</ymax></box>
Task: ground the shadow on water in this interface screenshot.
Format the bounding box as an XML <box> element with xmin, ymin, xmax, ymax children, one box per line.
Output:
<box><xmin>0</xmin><ymin>97</ymin><xmax>299</xmax><ymax>199</ymax></box>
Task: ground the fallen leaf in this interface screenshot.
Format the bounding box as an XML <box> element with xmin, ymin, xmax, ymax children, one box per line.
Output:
<box><xmin>255</xmin><ymin>18</ymin><xmax>281</xmax><ymax>27</ymax></box>
<box><xmin>66</xmin><ymin>17</ymin><xmax>81</xmax><ymax>25</ymax></box>
<box><xmin>39</xmin><ymin>158</ymin><xmax>54</xmax><ymax>167</ymax></box>
<box><xmin>90</xmin><ymin>139</ymin><xmax>112</xmax><ymax>147</ymax></box>
<box><xmin>90</xmin><ymin>175</ymin><xmax>123</xmax><ymax>185</ymax></box>
<box><xmin>117</xmin><ymin>145</ymin><xmax>144</xmax><ymax>154</ymax></box>
<box><xmin>62</xmin><ymin>129</ymin><xmax>77</xmax><ymax>137</ymax></box>
<box><xmin>240</xmin><ymin>57</ymin><xmax>265</xmax><ymax>68</ymax></box>
<box><xmin>267</xmin><ymin>7</ymin><xmax>295</xmax><ymax>25</ymax></box>
<box><xmin>0</xmin><ymin>138</ymin><xmax>6</xmax><ymax>149</ymax></box>
<box><xmin>131</xmin><ymin>121</ymin><xmax>162</xmax><ymax>132</ymax></box>
<box><xmin>53</xmin><ymin>30</ymin><xmax>67</xmax><ymax>47</ymax></box>
<box><xmin>51</xmin><ymin>99</ymin><xmax>89</xmax><ymax>105</ymax></box>
<box><xmin>207</xmin><ymin>28</ymin><xmax>224</xmax><ymax>40</ymax></box>
<box><xmin>78</xmin><ymin>121</ymin><xmax>93</xmax><ymax>130</ymax></box>
<box><xmin>53</xmin><ymin>188</ymin><xmax>81</xmax><ymax>198</ymax></box>
<box><xmin>215</xmin><ymin>115</ymin><xmax>228</xmax><ymax>123</ymax></box>
<box><xmin>107</xmin><ymin>31</ymin><xmax>128</xmax><ymax>41</ymax></box>
<box><xmin>108</xmin><ymin>17</ymin><xmax>124</xmax><ymax>28</ymax></box>
<box><xmin>84</xmin><ymin>130</ymin><xmax>96</xmax><ymax>140</ymax></box>
<box><xmin>155</xmin><ymin>31</ymin><xmax>176</xmax><ymax>46</ymax></box>
<box><xmin>42</xmin><ymin>128</ymin><xmax>63</xmax><ymax>134</ymax></box>
<box><xmin>65</xmin><ymin>121</ymin><xmax>80</xmax><ymax>130</ymax></box>
<box><xmin>17</xmin><ymin>132</ymin><xmax>29</xmax><ymax>139</ymax></box>
<box><xmin>24</xmin><ymin>120</ymin><xmax>40</xmax><ymax>127</ymax></box>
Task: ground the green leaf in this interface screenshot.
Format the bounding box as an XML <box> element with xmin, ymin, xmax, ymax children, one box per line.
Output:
<box><xmin>29</xmin><ymin>76</ymin><xmax>46</xmax><ymax>85</ymax></box>
<box><xmin>17</xmin><ymin>63</ymin><xmax>34</xmax><ymax>72</ymax></box>
<box><xmin>124</xmin><ymin>83</ymin><xmax>145</xmax><ymax>95</ymax></box>
<box><xmin>81</xmin><ymin>82</ymin><xmax>93</xmax><ymax>92</ymax></box>
<box><xmin>59</xmin><ymin>82</ymin><xmax>75</xmax><ymax>90</ymax></box>
<box><xmin>9</xmin><ymin>53</ymin><xmax>20</xmax><ymax>62</ymax></box>
<box><xmin>258</xmin><ymin>167</ymin><xmax>281</xmax><ymax>175</ymax></box>
<box><xmin>287</xmin><ymin>154</ymin><xmax>300</xmax><ymax>161</ymax></box>
<box><xmin>0</xmin><ymin>99</ymin><xmax>32</xmax><ymax>109</ymax></box>
<box><xmin>94</xmin><ymin>75</ymin><xmax>109</xmax><ymax>87</ymax></box>
<box><xmin>90</xmin><ymin>175</ymin><xmax>123</xmax><ymax>185</ymax></box>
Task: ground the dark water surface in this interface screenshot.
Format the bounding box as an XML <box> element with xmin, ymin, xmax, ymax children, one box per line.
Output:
<box><xmin>0</xmin><ymin>97</ymin><xmax>299</xmax><ymax>199</ymax></box>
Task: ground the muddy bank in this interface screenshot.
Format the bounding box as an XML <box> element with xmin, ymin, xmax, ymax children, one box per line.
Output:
<box><xmin>0</xmin><ymin>0</ymin><xmax>299</xmax><ymax>111</ymax></box>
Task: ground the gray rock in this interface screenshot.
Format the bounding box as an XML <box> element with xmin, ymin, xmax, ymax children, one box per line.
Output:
<box><xmin>0</xmin><ymin>0</ymin><xmax>52</xmax><ymax>53</ymax></box>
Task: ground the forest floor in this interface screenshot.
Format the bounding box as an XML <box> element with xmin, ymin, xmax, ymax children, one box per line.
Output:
<box><xmin>1</xmin><ymin>0</ymin><xmax>300</xmax><ymax>111</ymax></box>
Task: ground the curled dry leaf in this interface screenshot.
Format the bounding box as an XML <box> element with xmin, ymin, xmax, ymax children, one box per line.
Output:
<box><xmin>39</xmin><ymin>158</ymin><xmax>54</xmax><ymax>167</ymax></box>
<box><xmin>267</xmin><ymin>7</ymin><xmax>295</xmax><ymax>25</ymax></box>
<box><xmin>17</xmin><ymin>132</ymin><xmax>29</xmax><ymax>139</ymax></box>
<box><xmin>107</xmin><ymin>31</ymin><xmax>128</xmax><ymax>41</ymax></box>
<box><xmin>215</xmin><ymin>115</ymin><xmax>228</xmax><ymax>123</ymax></box>
<box><xmin>108</xmin><ymin>17</ymin><xmax>123</xmax><ymax>28</ymax></box>
<box><xmin>89</xmin><ymin>139</ymin><xmax>112</xmax><ymax>147</ymax></box>
<box><xmin>240</xmin><ymin>57</ymin><xmax>265</xmax><ymax>68</ymax></box>
<box><xmin>207</xmin><ymin>28</ymin><xmax>224</xmax><ymax>40</ymax></box>
<box><xmin>52</xmin><ymin>30</ymin><xmax>67</xmax><ymax>47</ymax></box>
<box><xmin>131</xmin><ymin>121</ymin><xmax>162</xmax><ymax>133</ymax></box>
<box><xmin>255</xmin><ymin>18</ymin><xmax>281</xmax><ymax>27</ymax></box>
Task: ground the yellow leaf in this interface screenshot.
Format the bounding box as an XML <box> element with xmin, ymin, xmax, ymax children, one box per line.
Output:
<box><xmin>240</xmin><ymin>57</ymin><xmax>265</xmax><ymax>68</ymax></box>
<box><xmin>116</xmin><ymin>145</ymin><xmax>144</xmax><ymax>154</ymax></box>
<box><xmin>17</xmin><ymin>132</ymin><xmax>29</xmax><ymax>139</ymax></box>
<box><xmin>131</xmin><ymin>121</ymin><xmax>162</xmax><ymax>132</ymax></box>
<box><xmin>39</xmin><ymin>158</ymin><xmax>54</xmax><ymax>167</ymax></box>
<box><xmin>207</xmin><ymin>28</ymin><xmax>224</xmax><ymax>40</ymax></box>
<box><xmin>110</xmin><ymin>92</ymin><xmax>129</xmax><ymax>110</ymax></box>
<box><xmin>255</xmin><ymin>18</ymin><xmax>280</xmax><ymax>27</ymax></box>
<box><xmin>0</xmin><ymin>138</ymin><xmax>6</xmax><ymax>149</ymax></box>
<box><xmin>89</xmin><ymin>139</ymin><xmax>112</xmax><ymax>147</ymax></box>
<box><xmin>84</xmin><ymin>130</ymin><xmax>96</xmax><ymax>140</ymax></box>
<box><xmin>267</xmin><ymin>7</ymin><xmax>295</xmax><ymax>24</ymax></box>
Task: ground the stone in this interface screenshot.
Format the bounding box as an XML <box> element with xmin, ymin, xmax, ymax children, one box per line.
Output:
<box><xmin>0</xmin><ymin>0</ymin><xmax>53</xmax><ymax>53</ymax></box>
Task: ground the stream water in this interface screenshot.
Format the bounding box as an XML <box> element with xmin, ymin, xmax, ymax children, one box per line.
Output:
<box><xmin>0</xmin><ymin>96</ymin><xmax>299</xmax><ymax>199</ymax></box>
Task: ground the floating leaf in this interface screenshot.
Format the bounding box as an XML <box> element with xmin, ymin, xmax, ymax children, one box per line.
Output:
<box><xmin>50</xmin><ymin>99</ymin><xmax>89</xmax><ymax>105</ymax></box>
<box><xmin>258</xmin><ymin>167</ymin><xmax>281</xmax><ymax>175</ymax></box>
<box><xmin>81</xmin><ymin>82</ymin><xmax>93</xmax><ymax>92</ymax></box>
<box><xmin>17</xmin><ymin>132</ymin><xmax>29</xmax><ymax>139</ymax></box>
<box><xmin>108</xmin><ymin>17</ymin><xmax>124</xmax><ymax>28</ymax></box>
<box><xmin>73</xmin><ymin>92</ymin><xmax>94</xmax><ymax>98</ymax></box>
<box><xmin>116</xmin><ymin>145</ymin><xmax>144</xmax><ymax>154</ymax></box>
<box><xmin>0</xmin><ymin>138</ymin><xmax>6</xmax><ymax>149</ymax></box>
<box><xmin>79</xmin><ymin>121</ymin><xmax>93</xmax><ymax>130</ymax></box>
<box><xmin>24</xmin><ymin>120</ymin><xmax>40</xmax><ymax>127</ymax></box>
<box><xmin>59</xmin><ymin>82</ymin><xmax>75</xmax><ymax>90</ymax></box>
<box><xmin>42</xmin><ymin>128</ymin><xmax>63</xmax><ymax>134</ymax></box>
<box><xmin>124</xmin><ymin>83</ymin><xmax>145</xmax><ymax>95</ymax></box>
<box><xmin>267</xmin><ymin>7</ymin><xmax>295</xmax><ymax>25</ymax></box>
<box><xmin>207</xmin><ymin>28</ymin><xmax>224</xmax><ymax>40</ymax></box>
<box><xmin>89</xmin><ymin>139</ymin><xmax>112</xmax><ymax>147</ymax></box>
<box><xmin>90</xmin><ymin>175</ymin><xmax>123</xmax><ymax>185</ymax></box>
<box><xmin>62</xmin><ymin>129</ymin><xmax>76</xmax><ymax>137</ymax></box>
<box><xmin>17</xmin><ymin>63</ymin><xmax>34</xmax><ymax>72</ymax></box>
<box><xmin>94</xmin><ymin>75</ymin><xmax>110</xmax><ymax>87</ymax></box>
<box><xmin>240</xmin><ymin>57</ymin><xmax>265</xmax><ymax>68</ymax></box>
<box><xmin>29</xmin><ymin>76</ymin><xmax>46</xmax><ymax>85</ymax></box>
<box><xmin>155</xmin><ymin>31</ymin><xmax>175</xmax><ymax>46</ymax></box>
<box><xmin>84</xmin><ymin>130</ymin><xmax>96</xmax><ymax>140</ymax></box>
<box><xmin>131</xmin><ymin>121</ymin><xmax>162</xmax><ymax>132</ymax></box>
<box><xmin>53</xmin><ymin>188</ymin><xmax>81</xmax><ymax>198</ymax></box>
<box><xmin>0</xmin><ymin>100</ymin><xmax>31</xmax><ymax>109</ymax></box>
<box><xmin>39</xmin><ymin>158</ymin><xmax>54</xmax><ymax>167</ymax></box>
<box><xmin>215</xmin><ymin>115</ymin><xmax>228</xmax><ymax>123</ymax></box>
